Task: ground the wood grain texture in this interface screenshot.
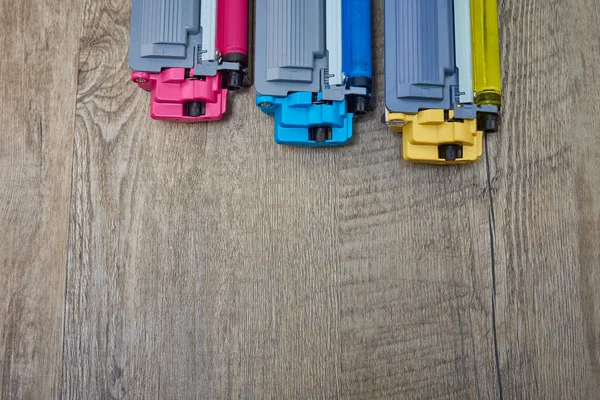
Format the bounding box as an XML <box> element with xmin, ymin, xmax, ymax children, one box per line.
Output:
<box><xmin>492</xmin><ymin>0</ymin><xmax>600</xmax><ymax>398</ymax></box>
<box><xmin>336</xmin><ymin>1</ymin><xmax>499</xmax><ymax>398</ymax></box>
<box><xmin>2</xmin><ymin>0</ymin><xmax>600</xmax><ymax>398</ymax></box>
<box><xmin>62</xmin><ymin>0</ymin><xmax>341</xmax><ymax>398</ymax></box>
<box><xmin>0</xmin><ymin>0</ymin><xmax>81</xmax><ymax>397</ymax></box>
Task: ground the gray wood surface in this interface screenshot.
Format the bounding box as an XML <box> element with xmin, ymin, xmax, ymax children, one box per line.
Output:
<box><xmin>0</xmin><ymin>0</ymin><xmax>82</xmax><ymax>397</ymax></box>
<box><xmin>1</xmin><ymin>0</ymin><xmax>599</xmax><ymax>398</ymax></box>
<box><xmin>493</xmin><ymin>0</ymin><xmax>600</xmax><ymax>398</ymax></box>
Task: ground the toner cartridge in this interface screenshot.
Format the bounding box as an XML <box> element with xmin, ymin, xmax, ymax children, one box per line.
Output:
<box><xmin>129</xmin><ymin>0</ymin><xmax>249</xmax><ymax>122</ymax></box>
<box><xmin>254</xmin><ymin>0</ymin><xmax>373</xmax><ymax>146</ymax></box>
<box><xmin>384</xmin><ymin>0</ymin><xmax>502</xmax><ymax>163</ymax></box>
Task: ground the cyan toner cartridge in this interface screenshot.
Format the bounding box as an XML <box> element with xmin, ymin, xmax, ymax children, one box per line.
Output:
<box><xmin>255</xmin><ymin>0</ymin><xmax>373</xmax><ymax>146</ymax></box>
<box><xmin>384</xmin><ymin>0</ymin><xmax>502</xmax><ymax>163</ymax></box>
<box><xmin>129</xmin><ymin>0</ymin><xmax>249</xmax><ymax>122</ymax></box>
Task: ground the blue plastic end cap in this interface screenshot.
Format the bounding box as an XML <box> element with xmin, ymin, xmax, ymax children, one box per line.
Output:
<box><xmin>257</xmin><ymin>92</ymin><xmax>353</xmax><ymax>147</ymax></box>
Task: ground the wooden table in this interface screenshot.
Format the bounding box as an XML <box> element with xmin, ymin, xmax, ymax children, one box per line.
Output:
<box><xmin>1</xmin><ymin>0</ymin><xmax>599</xmax><ymax>398</ymax></box>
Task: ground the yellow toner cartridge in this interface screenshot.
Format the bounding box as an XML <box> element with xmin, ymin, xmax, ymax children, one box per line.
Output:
<box><xmin>384</xmin><ymin>0</ymin><xmax>502</xmax><ymax>164</ymax></box>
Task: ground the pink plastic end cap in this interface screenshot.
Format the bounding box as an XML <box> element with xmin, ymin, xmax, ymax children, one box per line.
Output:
<box><xmin>131</xmin><ymin>69</ymin><xmax>228</xmax><ymax>122</ymax></box>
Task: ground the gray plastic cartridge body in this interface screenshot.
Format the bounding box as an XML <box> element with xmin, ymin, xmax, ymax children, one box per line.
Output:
<box><xmin>385</xmin><ymin>1</ymin><xmax>457</xmax><ymax>114</ymax></box>
<box><xmin>130</xmin><ymin>0</ymin><xmax>214</xmax><ymax>74</ymax></box>
<box><xmin>254</xmin><ymin>0</ymin><xmax>327</xmax><ymax>98</ymax></box>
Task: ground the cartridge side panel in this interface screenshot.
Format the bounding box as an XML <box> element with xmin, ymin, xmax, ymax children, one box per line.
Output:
<box><xmin>384</xmin><ymin>0</ymin><xmax>457</xmax><ymax>113</ymax></box>
<box><xmin>129</xmin><ymin>0</ymin><xmax>203</xmax><ymax>73</ymax></box>
<box><xmin>254</xmin><ymin>0</ymin><xmax>327</xmax><ymax>97</ymax></box>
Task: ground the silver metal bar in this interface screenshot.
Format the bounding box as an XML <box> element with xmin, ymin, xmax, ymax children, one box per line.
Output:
<box><xmin>454</xmin><ymin>0</ymin><xmax>474</xmax><ymax>103</ymax></box>
<box><xmin>201</xmin><ymin>0</ymin><xmax>217</xmax><ymax>61</ymax></box>
<box><xmin>326</xmin><ymin>0</ymin><xmax>343</xmax><ymax>86</ymax></box>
